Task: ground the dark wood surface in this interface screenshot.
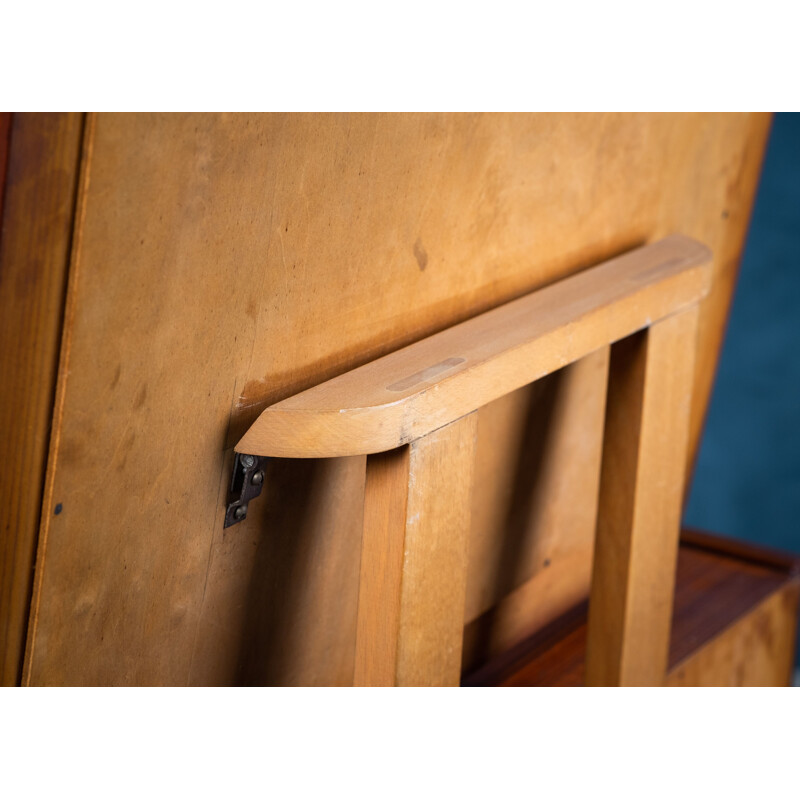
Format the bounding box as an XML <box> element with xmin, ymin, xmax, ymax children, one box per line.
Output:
<box><xmin>681</xmin><ymin>527</ymin><xmax>800</xmax><ymax>576</ymax></box>
<box><xmin>464</xmin><ymin>531</ymin><xmax>800</xmax><ymax>686</ymax></box>
<box><xmin>0</xmin><ymin>113</ymin><xmax>84</xmax><ymax>685</ymax></box>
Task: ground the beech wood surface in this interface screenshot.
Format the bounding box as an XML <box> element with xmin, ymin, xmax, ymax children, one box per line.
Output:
<box><xmin>21</xmin><ymin>114</ymin><xmax>770</xmax><ymax>686</ymax></box>
<box><xmin>355</xmin><ymin>415</ymin><xmax>476</xmax><ymax>685</ymax></box>
<box><xmin>237</xmin><ymin>236</ymin><xmax>710</xmax><ymax>458</ymax></box>
<box><xmin>585</xmin><ymin>307</ymin><xmax>699</xmax><ymax>686</ymax></box>
<box><xmin>0</xmin><ymin>113</ymin><xmax>84</xmax><ymax>685</ymax></box>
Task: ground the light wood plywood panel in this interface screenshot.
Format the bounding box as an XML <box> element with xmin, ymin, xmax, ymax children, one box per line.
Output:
<box><xmin>23</xmin><ymin>113</ymin><xmax>769</xmax><ymax>685</ymax></box>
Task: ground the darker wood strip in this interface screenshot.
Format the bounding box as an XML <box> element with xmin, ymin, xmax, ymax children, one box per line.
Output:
<box><xmin>0</xmin><ymin>113</ymin><xmax>11</xmax><ymax>228</ymax></box>
<box><xmin>0</xmin><ymin>113</ymin><xmax>84</xmax><ymax>685</ymax></box>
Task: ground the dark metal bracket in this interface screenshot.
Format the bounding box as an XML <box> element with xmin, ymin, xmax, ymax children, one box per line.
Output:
<box><xmin>224</xmin><ymin>452</ymin><xmax>268</xmax><ymax>528</ymax></box>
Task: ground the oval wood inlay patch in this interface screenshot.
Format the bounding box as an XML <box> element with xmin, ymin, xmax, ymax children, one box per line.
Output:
<box><xmin>386</xmin><ymin>357</ymin><xmax>466</xmax><ymax>392</ymax></box>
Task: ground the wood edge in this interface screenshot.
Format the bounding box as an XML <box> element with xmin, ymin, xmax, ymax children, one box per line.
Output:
<box><xmin>0</xmin><ymin>113</ymin><xmax>11</xmax><ymax>230</ymax></box>
<box><xmin>464</xmin><ymin>527</ymin><xmax>800</xmax><ymax>687</ymax></box>
<box><xmin>0</xmin><ymin>114</ymin><xmax>86</xmax><ymax>686</ymax></box>
<box><xmin>667</xmin><ymin>581</ymin><xmax>800</xmax><ymax>682</ymax></box>
<box><xmin>22</xmin><ymin>112</ymin><xmax>94</xmax><ymax>687</ymax></box>
<box><xmin>681</xmin><ymin>527</ymin><xmax>800</xmax><ymax>577</ymax></box>
<box><xmin>461</xmin><ymin>600</ymin><xmax>588</xmax><ymax>687</ymax></box>
<box><xmin>237</xmin><ymin>237</ymin><xmax>712</xmax><ymax>458</ymax></box>
<box><xmin>683</xmin><ymin>114</ymin><xmax>773</xmax><ymax>505</ymax></box>
<box><xmin>353</xmin><ymin>446</ymin><xmax>411</xmax><ymax>686</ymax></box>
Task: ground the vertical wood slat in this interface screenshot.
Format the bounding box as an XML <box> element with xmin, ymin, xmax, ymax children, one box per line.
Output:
<box><xmin>354</xmin><ymin>414</ymin><xmax>477</xmax><ymax>686</ymax></box>
<box><xmin>586</xmin><ymin>307</ymin><xmax>700</xmax><ymax>686</ymax></box>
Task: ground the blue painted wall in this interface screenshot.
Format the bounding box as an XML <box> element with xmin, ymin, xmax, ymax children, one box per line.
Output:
<box><xmin>684</xmin><ymin>113</ymin><xmax>800</xmax><ymax>556</ymax></box>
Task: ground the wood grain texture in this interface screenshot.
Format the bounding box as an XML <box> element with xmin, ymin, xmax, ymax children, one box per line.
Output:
<box><xmin>466</xmin><ymin>536</ymin><xmax>800</xmax><ymax>687</ymax></box>
<box><xmin>237</xmin><ymin>236</ymin><xmax>710</xmax><ymax>457</ymax></box>
<box><xmin>0</xmin><ymin>113</ymin><xmax>84</xmax><ymax>686</ymax></box>
<box><xmin>23</xmin><ymin>114</ymin><xmax>769</xmax><ymax>685</ymax></box>
<box><xmin>666</xmin><ymin>587</ymin><xmax>800</xmax><ymax>686</ymax></box>
<box><xmin>354</xmin><ymin>446</ymin><xmax>410</xmax><ymax>685</ymax></box>
<box><xmin>462</xmin><ymin>348</ymin><xmax>608</xmax><ymax>672</ymax></box>
<box><xmin>586</xmin><ymin>307</ymin><xmax>699</xmax><ymax>686</ymax></box>
<box><xmin>189</xmin><ymin>454</ymin><xmax>366</xmax><ymax>686</ymax></box>
<box><xmin>355</xmin><ymin>415</ymin><xmax>477</xmax><ymax>686</ymax></box>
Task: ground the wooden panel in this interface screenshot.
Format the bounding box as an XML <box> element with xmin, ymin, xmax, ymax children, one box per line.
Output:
<box><xmin>355</xmin><ymin>414</ymin><xmax>476</xmax><ymax>685</ymax></box>
<box><xmin>466</xmin><ymin>537</ymin><xmax>800</xmax><ymax>687</ymax></box>
<box><xmin>586</xmin><ymin>308</ymin><xmax>699</xmax><ymax>686</ymax></box>
<box><xmin>0</xmin><ymin>113</ymin><xmax>84</xmax><ymax>686</ymax></box>
<box><xmin>188</xmin><ymin>454</ymin><xmax>366</xmax><ymax>686</ymax></box>
<box><xmin>238</xmin><ymin>236</ymin><xmax>710</xmax><ymax>457</ymax></box>
<box><xmin>462</xmin><ymin>348</ymin><xmax>608</xmax><ymax>672</ymax></box>
<box><xmin>24</xmin><ymin>114</ymin><xmax>769</xmax><ymax>685</ymax></box>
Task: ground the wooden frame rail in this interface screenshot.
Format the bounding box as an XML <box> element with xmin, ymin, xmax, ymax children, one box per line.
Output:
<box><xmin>236</xmin><ymin>235</ymin><xmax>712</xmax><ymax>686</ymax></box>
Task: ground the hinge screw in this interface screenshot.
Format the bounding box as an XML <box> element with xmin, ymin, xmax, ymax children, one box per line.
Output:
<box><xmin>240</xmin><ymin>454</ymin><xmax>256</xmax><ymax>469</ymax></box>
<box><xmin>251</xmin><ymin>471</ymin><xmax>264</xmax><ymax>485</ymax></box>
<box><xmin>234</xmin><ymin>504</ymin><xmax>248</xmax><ymax>520</ymax></box>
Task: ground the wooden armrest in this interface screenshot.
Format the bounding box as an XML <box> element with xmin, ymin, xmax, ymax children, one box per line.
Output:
<box><xmin>236</xmin><ymin>234</ymin><xmax>712</xmax><ymax>458</ymax></box>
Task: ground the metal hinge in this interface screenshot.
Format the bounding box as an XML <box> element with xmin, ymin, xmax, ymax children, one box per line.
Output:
<box><xmin>224</xmin><ymin>452</ymin><xmax>268</xmax><ymax>528</ymax></box>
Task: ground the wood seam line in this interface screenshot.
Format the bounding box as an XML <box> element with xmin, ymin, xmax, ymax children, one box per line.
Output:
<box><xmin>23</xmin><ymin>112</ymin><xmax>95</xmax><ymax>686</ymax></box>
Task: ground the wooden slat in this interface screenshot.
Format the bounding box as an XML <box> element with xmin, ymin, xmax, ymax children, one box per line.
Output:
<box><xmin>354</xmin><ymin>447</ymin><xmax>410</xmax><ymax>685</ymax></box>
<box><xmin>585</xmin><ymin>307</ymin><xmax>699</xmax><ymax>686</ymax></box>
<box><xmin>354</xmin><ymin>414</ymin><xmax>477</xmax><ymax>686</ymax></box>
<box><xmin>237</xmin><ymin>235</ymin><xmax>711</xmax><ymax>458</ymax></box>
<box><xmin>0</xmin><ymin>113</ymin><xmax>84</xmax><ymax>686</ymax></box>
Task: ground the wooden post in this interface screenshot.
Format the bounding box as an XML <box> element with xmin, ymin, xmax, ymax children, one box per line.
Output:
<box><xmin>586</xmin><ymin>307</ymin><xmax>699</xmax><ymax>686</ymax></box>
<box><xmin>354</xmin><ymin>414</ymin><xmax>477</xmax><ymax>686</ymax></box>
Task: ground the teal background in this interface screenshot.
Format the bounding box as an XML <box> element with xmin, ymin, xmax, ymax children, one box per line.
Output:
<box><xmin>683</xmin><ymin>112</ymin><xmax>800</xmax><ymax>668</ymax></box>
